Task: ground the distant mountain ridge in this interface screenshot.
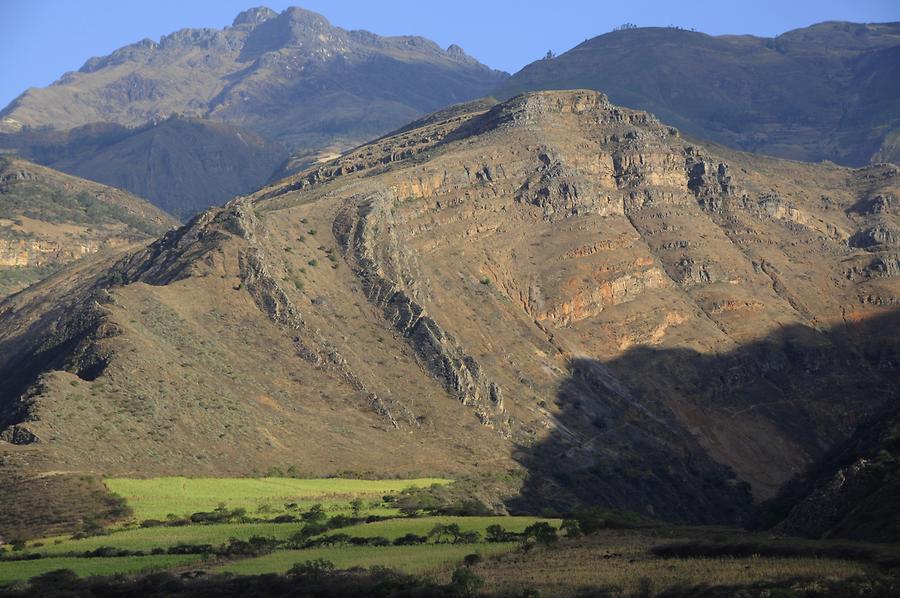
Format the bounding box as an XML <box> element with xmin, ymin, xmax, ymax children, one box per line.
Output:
<box><xmin>0</xmin><ymin>6</ymin><xmax>508</xmax><ymax>154</ymax></box>
<box><xmin>1</xmin><ymin>116</ymin><xmax>289</xmax><ymax>220</ymax></box>
<box><xmin>494</xmin><ymin>21</ymin><xmax>900</xmax><ymax>167</ymax></box>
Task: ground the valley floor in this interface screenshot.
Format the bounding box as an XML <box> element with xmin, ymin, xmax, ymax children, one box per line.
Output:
<box><xmin>1</xmin><ymin>476</ymin><xmax>897</xmax><ymax>596</ymax></box>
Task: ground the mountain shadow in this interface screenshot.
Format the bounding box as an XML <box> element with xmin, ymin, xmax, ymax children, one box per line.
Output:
<box><xmin>508</xmin><ymin>309</ymin><xmax>900</xmax><ymax>526</ymax></box>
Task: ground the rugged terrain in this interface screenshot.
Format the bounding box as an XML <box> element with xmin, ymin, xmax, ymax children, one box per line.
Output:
<box><xmin>0</xmin><ymin>117</ymin><xmax>288</xmax><ymax>220</ymax></box>
<box><xmin>0</xmin><ymin>156</ymin><xmax>176</xmax><ymax>297</ymax></box>
<box><xmin>0</xmin><ymin>6</ymin><xmax>507</xmax><ymax>155</ymax></box>
<box><xmin>771</xmin><ymin>406</ymin><xmax>900</xmax><ymax>543</ymax></box>
<box><xmin>0</xmin><ymin>90</ymin><xmax>898</xmax><ymax>536</ymax></box>
<box><xmin>495</xmin><ymin>22</ymin><xmax>900</xmax><ymax>166</ymax></box>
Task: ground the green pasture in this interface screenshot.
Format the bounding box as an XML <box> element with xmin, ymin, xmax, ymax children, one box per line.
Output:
<box><xmin>105</xmin><ymin>477</ymin><xmax>451</xmax><ymax>520</ymax></box>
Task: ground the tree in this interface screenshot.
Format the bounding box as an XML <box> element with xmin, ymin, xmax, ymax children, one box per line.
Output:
<box><xmin>523</xmin><ymin>522</ymin><xmax>558</xmax><ymax>546</ymax></box>
<box><xmin>288</xmin><ymin>558</ymin><xmax>335</xmax><ymax>579</ymax></box>
<box><xmin>451</xmin><ymin>567</ymin><xmax>485</xmax><ymax>598</ymax></box>
<box><xmin>301</xmin><ymin>503</ymin><xmax>327</xmax><ymax>524</ymax></box>
<box><xmin>544</xmin><ymin>50</ymin><xmax>555</xmax><ymax>60</ymax></box>
<box><xmin>561</xmin><ymin>519</ymin><xmax>582</xmax><ymax>538</ymax></box>
<box><xmin>485</xmin><ymin>524</ymin><xmax>508</xmax><ymax>543</ymax></box>
<box><xmin>350</xmin><ymin>497</ymin><xmax>365</xmax><ymax>518</ymax></box>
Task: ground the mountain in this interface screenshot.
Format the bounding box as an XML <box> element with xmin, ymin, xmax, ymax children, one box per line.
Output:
<box><xmin>494</xmin><ymin>22</ymin><xmax>900</xmax><ymax>167</ymax></box>
<box><xmin>0</xmin><ymin>6</ymin><xmax>508</xmax><ymax>156</ymax></box>
<box><xmin>1</xmin><ymin>90</ymin><xmax>898</xmax><ymax>538</ymax></box>
<box><xmin>0</xmin><ymin>156</ymin><xmax>176</xmax><ymax>298</ymax></box>
<box><xmin>1</xmin><ymin>117</ymin><xmax>289</xmax><ymax>220</ymax></box>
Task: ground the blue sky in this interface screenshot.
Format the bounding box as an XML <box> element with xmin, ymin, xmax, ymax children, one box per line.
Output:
<box><xmin>1</xmin><ymin>0</ymin><xmax>898</xmax><ymax>109</ymax></box>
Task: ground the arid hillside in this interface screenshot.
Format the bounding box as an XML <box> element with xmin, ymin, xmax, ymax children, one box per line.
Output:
<box><xmin>1</xmin><ymin>91</ymin><xmax>897</xmax><ymax>536</ymax></box>
<box><xmin>0</xmin><ymin>156</ymin><xmax>176</xmax><ymax>297</ymax></box>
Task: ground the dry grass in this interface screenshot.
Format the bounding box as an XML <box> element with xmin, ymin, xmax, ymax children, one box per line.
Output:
<box><xmin>471</xmin><ymin>531</ymin><xmax>871</xmax><ymax>597</ymax></box>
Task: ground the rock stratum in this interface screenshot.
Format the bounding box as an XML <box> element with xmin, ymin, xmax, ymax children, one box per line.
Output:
<box><xmin>1</xmin><ymin>91</ymin><xmax>898</xmax><ymax>538</ymax></box>
<box><xmin>0</xmin><ymin>156</ymin><xmax>176</xmax><ymax>297</ymax></box>
<box><xmin>0</xmin><ymin>6</ymin><xmax>507</xmax><ymax>154</ymax></box>
<box><xmin>495</xmin><ymin>22</ymin><xmax>900</xmax><ymax>167</ymax></box>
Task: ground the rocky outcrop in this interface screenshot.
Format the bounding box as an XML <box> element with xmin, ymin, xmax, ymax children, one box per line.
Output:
<box><xmin>335</xmin><ymin>194</ymin><xmax>510</xmax><ymax>435</ymax></box>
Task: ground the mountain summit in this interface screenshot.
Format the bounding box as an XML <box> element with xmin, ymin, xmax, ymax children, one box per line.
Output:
<box><xmin>0</xmin><ymin>6</ymin><xmax>508</xmax><ymax>154</ymax></box>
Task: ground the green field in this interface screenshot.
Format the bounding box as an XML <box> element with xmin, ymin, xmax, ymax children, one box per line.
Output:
<box><xmin>217</xmin><ymin>543</ymin><xmax>517</xmax><ymax>575</ymax></box>
<box><xmin>29</xmin><ymin>521</ymin><xmax>306</xmax><ymax>556</ymax></box>
<box><xmin>105</xmin><ymin>477</ymin><xmax>451</xmax><ymax>521</ymax></box>
<box><xmin>0</xmin><ymin>555</ymin><xmax>207</xmax><ymax>584</ymax></box>
<box><xmin>314</xmin><ymin>516</ymin><xmax>560</xmax><ymax>540</ymax></box>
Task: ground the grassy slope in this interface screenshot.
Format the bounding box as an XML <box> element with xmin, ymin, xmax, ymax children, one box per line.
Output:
<box><xmin>105</xmin><ymin>477</ymin><xmax>451</xmax><ymax>521</ymax></box>
<box><xmin>217</xmin><ymin>543</ymin><xmax>517</xmax><ymax>575</ymax></box>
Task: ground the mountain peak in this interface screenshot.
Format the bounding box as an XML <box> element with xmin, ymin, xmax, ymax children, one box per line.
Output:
<box><xmin>232</xmin><ymin>6</ymin><xmax>277</xmax><ymax>28</ymax></box>
<box><xmin>281</xmin><ymin>6</ymin><xmax>333</xmax><ymax>30</ymax></box>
